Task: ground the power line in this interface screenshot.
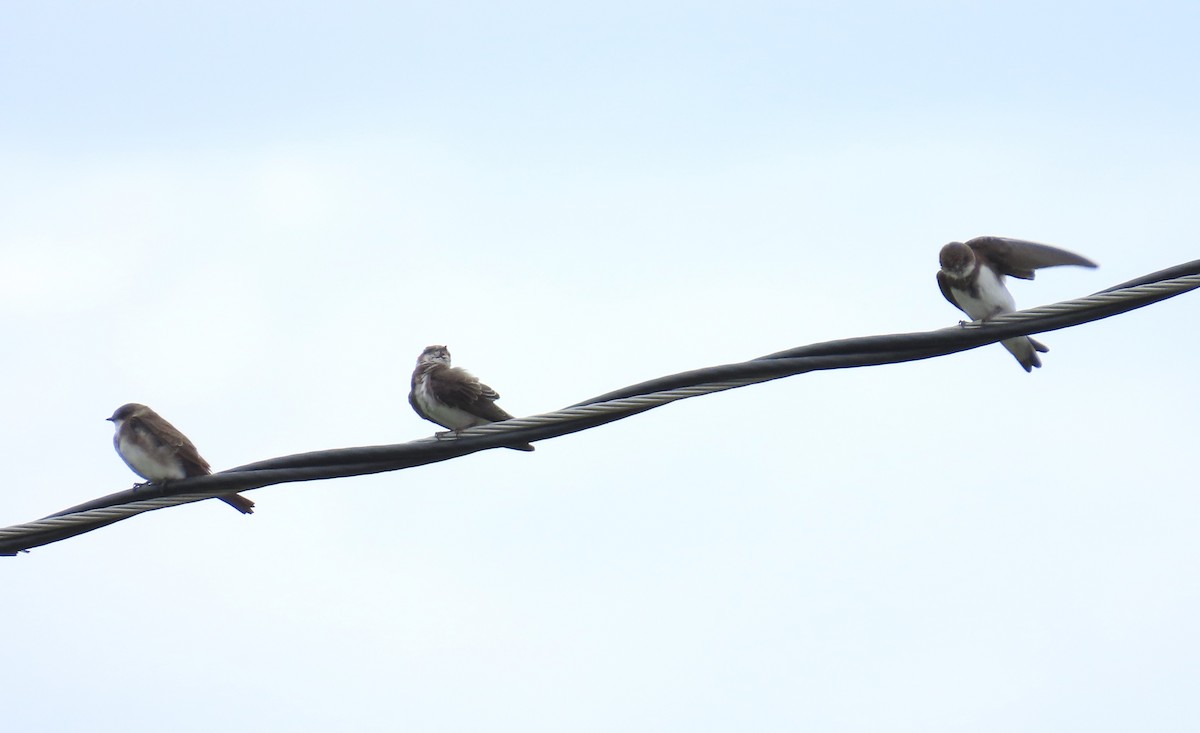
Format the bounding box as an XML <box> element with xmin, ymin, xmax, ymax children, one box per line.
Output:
<box><xmin>3</xmin><ymin>260</ymin><xmax>1198</xmax><ymax>556</ymax></box>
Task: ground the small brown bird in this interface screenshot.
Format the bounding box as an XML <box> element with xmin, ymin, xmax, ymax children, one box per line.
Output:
<box><xmin>409</xmin><ymin>345</ymin><xmax>535</xmax><ymax>451</ymax></box>
<box><xmin>107</xmin><ymin>403</ymin><xmax>255</xmax><ymax>514</ymax></box>
<box><xmin>937</xmin><ymin>236</ymin><xmax>1098</xmax><ymax>371</ymax></box>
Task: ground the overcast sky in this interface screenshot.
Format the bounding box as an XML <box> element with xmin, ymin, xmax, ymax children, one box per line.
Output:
<box><xmin>3</xmin><ymin>2</ymin><xmax>1199</xmax><ymax>731</ymax></box>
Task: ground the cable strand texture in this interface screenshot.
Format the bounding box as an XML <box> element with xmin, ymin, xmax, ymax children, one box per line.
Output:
<box><xmin>3</xmin><ymin>262</ymin><xmax>1198</xmax><ymax>555</ymax></box>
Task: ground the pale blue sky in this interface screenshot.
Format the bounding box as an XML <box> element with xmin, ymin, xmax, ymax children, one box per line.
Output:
<box><xmin>3</xmin><ymin>3</ymin><xmax>1199</xmax><ymax>732</ymax></box>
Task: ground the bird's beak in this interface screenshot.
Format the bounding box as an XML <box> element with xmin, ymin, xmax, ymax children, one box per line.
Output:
<box><xmin>105</xmin><ymin>417</ymin><xmax>115</xmax><ymax>422</ymax></box>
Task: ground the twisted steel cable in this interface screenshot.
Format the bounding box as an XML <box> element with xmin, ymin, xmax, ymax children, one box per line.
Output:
<box><xmin>3</xmin><ymin>260</ymin><xmax>1198</xmax><ymax>556</ymax></box>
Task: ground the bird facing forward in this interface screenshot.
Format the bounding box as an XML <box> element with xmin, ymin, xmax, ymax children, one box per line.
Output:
<box><xmin>409</xmin><ymin>345</ymin><xmax>535</xmax><ymax>451</ymax></box>
<box><xmin>937</xmin><ymin>236</ymin><xmax>1098</xmax><ymax>371</ymax></box>
<box><xmin>108</xmin><ymin>403</ymin><xmax>255</xmax><ymax>514</ymax></box>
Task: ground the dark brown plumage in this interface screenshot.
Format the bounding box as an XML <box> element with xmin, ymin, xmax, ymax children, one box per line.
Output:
<box><xmin>409</xmin><ymin>345</ymin><xmax>535</xmax><ymax>451</ymax></box>
<box><xmin>108</xmin><ymin>403</ymin><xmax>255</xmax><ymax>514</ymax></box>
<box><xmin>936</xmin><ymin>236</ymin><xmax>1098</xmax><ymax>371</ymax></box>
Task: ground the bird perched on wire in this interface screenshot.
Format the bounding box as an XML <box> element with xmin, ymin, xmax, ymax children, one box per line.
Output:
<box><xmin>937</xmin><ymin>236</ymin><xmax>1098</xmax><ymax>371</ymax></box>
<box><xmin>409</xmin><ymin>345</ymin><xmax>535</xmax><ymax>451</ymax></box>
<box><xmin>107</xmin><ymin>403</ymin><xmax>255</xmax><ymax>514</ymax></box>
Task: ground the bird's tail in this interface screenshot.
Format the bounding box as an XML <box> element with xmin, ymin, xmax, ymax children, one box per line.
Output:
<box><xmin>1002</xmin><ymin>336</ymin><xmax>1049</xmax><ymax>372</ymax></box>
<box><xmin>505</xmin><ymin>443</ymin><xmax>536</xmax><ymax>452</ymax></box>
<box><xmin>220</xmin><ymin>494</ymin><xmax>256</xmax><ymax>514</ymax></box>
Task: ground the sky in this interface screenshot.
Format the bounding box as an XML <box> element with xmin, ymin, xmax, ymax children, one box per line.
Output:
<box><xmin>2</xmin><ymin>2</ymin><xmax>1199</xmax><ymax>731</ymax></box>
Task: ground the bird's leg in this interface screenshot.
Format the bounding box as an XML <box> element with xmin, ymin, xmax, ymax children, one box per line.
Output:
<box><xmin>131</xmin><ymin>480</ymin><xmax>169</xmax><ymax>498</ymax></box>
<box><xmin>958</xmin><ymin>316</ymin><xmax>991</xmax><ymax>327</ymax></box>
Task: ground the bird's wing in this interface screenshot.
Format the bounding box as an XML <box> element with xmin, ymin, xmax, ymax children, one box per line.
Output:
<box><xmin>936</xmin><ymin>270</ymin><xmax>966</xmax><ymax>312</ymax></box>
<box><xmin>131</xmin><ymin>414</ymin><xmax>210</xmax><ymax>474</ymax></box>
<box><xmin>966</xmin><ymin>236</ymin><xmax>1098</xmax><ymax>280</ymax></box>
<box><xmin>408</xmin><ymin>388</ymin><xmax>431</xmax><ymax>422</ymax></box>
<box><xmin>430</xmin><ymin>367</ymin><xmax>513</xmax><ymax>421</ymax></box>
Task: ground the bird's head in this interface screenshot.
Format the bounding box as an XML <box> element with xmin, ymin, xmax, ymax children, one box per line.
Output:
<box><xmin>417</xmin><ymin>345</ymin><xmax>452</xmax><ymax>368</ymax></box>
<box><xmin>938</xmin><ymin>242</ymin><xmax>976</xmax><ymax>277</ymax></box>
<box><xmin>107</xmin><ymin>402</ymin><xmax>151</xmax><ymax>426</ymax></box>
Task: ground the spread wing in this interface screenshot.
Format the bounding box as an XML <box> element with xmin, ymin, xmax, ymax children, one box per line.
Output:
<box><xmin>130</xmin><ymin>414</ymin><xmax>211</xmax><ymax>475</ymax></box>
<box><xmin>966</xmin><ymin>237</ymin><xmax>1098</xmax><ymax>280</ymax></box>
<box><xmin>430</xmin><ymin>367</ymin><xmax>514</xmax><ymax>422</ymax></box>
